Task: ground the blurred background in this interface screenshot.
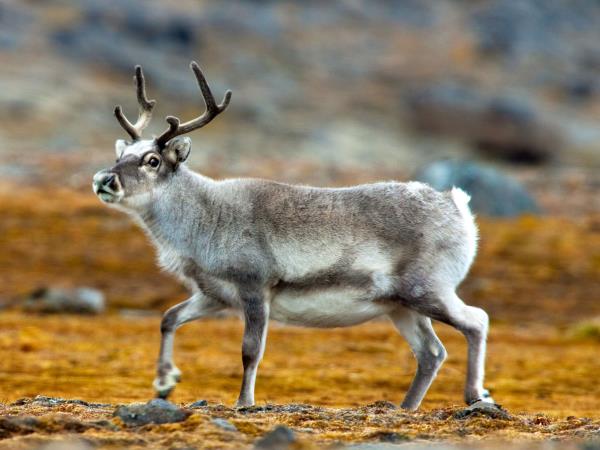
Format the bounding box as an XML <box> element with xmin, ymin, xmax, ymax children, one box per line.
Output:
<box><xmin>0</xmin><ymin>0</ymin><xmax>599</xmax><ymax>322</ymax></box>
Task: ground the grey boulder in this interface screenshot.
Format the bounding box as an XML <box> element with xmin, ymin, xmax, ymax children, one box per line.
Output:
<box><xmin>113</xmin><ymin>399</ymin><xmax>191</xmax><ymax>427</ymax></box>
<box><xmin>415</xmin><ymin>160</ymin><xmax>540</xmax><ymax>217</ymax></box>
<box><xmin>24</xmin><ymin>287</ymin><xmax>105</xmax><ymax>315</ymax></box>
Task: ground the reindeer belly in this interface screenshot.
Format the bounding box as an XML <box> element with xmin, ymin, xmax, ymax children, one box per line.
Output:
<box><xmin>270</xmin><ymin>288</ymin><xmax>392</xmax><ymax>328</ymax></box>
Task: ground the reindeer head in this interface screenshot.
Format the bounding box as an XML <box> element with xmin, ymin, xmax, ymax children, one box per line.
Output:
<box><xmin>93</xmin><ymin>62</ymin><xmax>231</xmax><ymax>208</ymax></box>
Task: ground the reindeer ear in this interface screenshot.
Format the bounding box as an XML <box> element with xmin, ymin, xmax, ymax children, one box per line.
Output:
<box><xmin>115</xmin><ymin>139</ymin><xmax>128</xmax><ymax>159</ymax></box>
<box><xmin>162</xmin><ymin>136</ymin><xmax>191</xmax><ymax>166</ymax></box>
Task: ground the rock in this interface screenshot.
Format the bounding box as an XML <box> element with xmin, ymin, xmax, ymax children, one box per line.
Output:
<box><xmin>454</xmin><ymin>401</ymin><xmax>511</xmax><ymax>420</ymax></box>
<box><xmin>475</xmin><ymin>96</ymin><xmax>563</xmax><ymax>164</ymax></box>
<box><xmin>211</xmin><ymin>418</ymin><xmax>237</xmax><ymax>432</ymax></box>
<box><xmin>469</xmin><ymin>0</ymin><xmax>599</xmax><ymax>60</ymax></box>
<box><xmin>25</xmin><ymin>395</ymin><xmax>110</xmax><ymax>409</ymax></box>
<box><xmin>414</xmin><ymin>160</ymin><xmax>540</xmax><ymax>217</ymax></box>
<box><xmin>254</xmin><ymin>425</ymin><xmax>296</xmax><ymax>449</ymax></box>
<box><xmin>406</xmin><ymin>83</ymin><xmax>560</xmax><ymax>164</ymax></box>
<box><xmin>24</xmin><ymin>287</ymin><xmax>105</xmax><ymax>315</ymax></box>
<box><xmin>187</xmin><ymin>399</ymin><xmax>208</xmax><ymax>408</ymax></box>
<box><xmin>51</xmin><ymin>0</ymin><xmax>202</xmax><ymax>99</ymax></box>
<box><xmin>0</xmin><ymin>3</ymin><xmax>31</xmax><ymax>50</ymax></box>
<box><xmin>113</xmin><ymin>399</ymin><xmax>191</xmax><ymax>427</ymax></box>
<box><xmin>0</xmin><ymin>415</ymin><xmax>112</xmax><ymax>440</ymax></box>
<box><xmin>562</xmin><ymin>77</ymin><xmax>599</xmax><ymax>102</ymax></box>
<box><xmin>366</xmin><ymin>400</ymin><xmax>397</xmax><ymax>411</ymax></box>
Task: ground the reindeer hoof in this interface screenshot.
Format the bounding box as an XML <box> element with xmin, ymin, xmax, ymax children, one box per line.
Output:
<box><xmin>466</xmin><ymin>389</ymin><xmax>495</xmax><ymax>406</ymax></box>
<box><xmin>155</xmin><ymin>387</ymin><xmax>173</xmax><ymax>399</ymax></box>
<box><xmin>480</xmin><ymin>389</ymin><xmax>495</xmax><ymax>404</ymax></box>
<box><xmin>235</xmin><ymin>399</ymin><xmax>255</xmax><ymax>408</ymax></box>
<box><xmin>154</xmin><ymin>381</ymin><xmax>175</xmax><ymax>399</ymax></box>
<box><xmin>153</xmin><ymin>372</ymin><xmax>179</xmax><ymax>399</ymax></box>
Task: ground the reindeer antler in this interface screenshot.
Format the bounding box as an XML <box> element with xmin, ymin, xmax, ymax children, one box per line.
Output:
<box><xmin>114</xmin><ymin>66</ymin><xmax>156</xmax><ymax>141</ymax></box>
<box><xmin>155</xmin><ymin>61</ymin><xmax>232</xmax><ymax>149</ymax></box>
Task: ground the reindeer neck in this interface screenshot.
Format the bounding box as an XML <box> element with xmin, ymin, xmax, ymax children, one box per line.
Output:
<box><xmin>136</xmin><ymin>166</ymin><xmax>217</xmax><ymax>255</ymax></box>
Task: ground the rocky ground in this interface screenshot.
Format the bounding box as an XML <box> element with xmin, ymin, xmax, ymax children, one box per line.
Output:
<box><xmin>0</xmin><ymin>397</ymin><xmax>599</xmax><ymax>450</ymax></box>
<box><xmin>0</xmin><ymin>314</ymin><xmax>599</xmax><ymax>449</ymax></box>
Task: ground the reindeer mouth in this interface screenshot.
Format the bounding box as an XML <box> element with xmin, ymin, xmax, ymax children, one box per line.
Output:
<box><xmin>96</xmin><ymin>187</ymin><xmax>119</xmax><ymax>203</ymax></box>
<box><xmin>93</xmin><ymin>172</ymin><xmax>123</xmax><ymax>204</ymax></box>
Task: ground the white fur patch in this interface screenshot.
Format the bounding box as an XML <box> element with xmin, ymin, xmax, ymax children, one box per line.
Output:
<box><xmin>270</xmin><ymin>289</ymin><xmax>391</xmax><ymax>327</ymax></box>
<box><xmin>120</xmin><ymin>139</ymin><xmax>156</xmax><ymax>158</ymax></box>
<box><xmin>451</xmin><ymin>187</ymin><xmax>479</xmax><ymax>269</ymax></box>
<box><xmin>271</xmin><ymin>241</ymin><xmax>343</xmax><ymax>280</ymax></box>
<box><xmin>372</xmin><ymin>271</ymin><xmax>395</xmax><ymax>296</ymax></box>
<box><xmin>351</xmin><ymin>242</ymin><xmax>393</xmax><ymax>273</ymax></box>
<box><xmin>405</xmin><ymin>181</ymin><xmax>426</xmax><ymax>194</ymax></box>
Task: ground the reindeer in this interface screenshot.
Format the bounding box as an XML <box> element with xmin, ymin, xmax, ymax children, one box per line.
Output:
<box><xmin>93</xmin><ymin>62</ymin><xmax>494</xmax><ymax>409</ymax></box>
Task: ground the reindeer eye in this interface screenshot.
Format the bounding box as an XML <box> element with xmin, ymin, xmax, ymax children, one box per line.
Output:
<box><xmin>148</xmin><ymin>156</ymin><xmax>160</xmax><ymax>168</ymax></box>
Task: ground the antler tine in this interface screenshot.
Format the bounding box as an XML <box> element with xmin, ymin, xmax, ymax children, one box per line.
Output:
<box><xmin>114</xmin><ymin>65</ymin><xmax>156</xmax><ymax>141</ymax></box>
<box><xmin>155</xmin><ymin>61</ymin><xmax>232</xmax><ymax>148</ymax></box>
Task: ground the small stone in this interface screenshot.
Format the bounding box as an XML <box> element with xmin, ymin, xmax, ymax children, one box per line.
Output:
<box><xmin>24</xmin><ymin>287</ymin><xmax>105</xmax><ymax>315</ymax></box>
<box><xmin>188</xmin><ymin>400</ymin><xmax>208</xmax><ymax>408</ymax></box>
<box><xmin>146</xmin><ymin>398</ymin><xmax>180</xmax><ymax>410</ymax></box>
<box><xmin>30</xmin><ymin>395</ymin><xmax>110</xmax><ymax>409</ymax></box>
<box><xmin>454</xmin><ymin>401</ymin><xmax>511</xmax><ymax>420</ymax></box>
<box><xmin>366</xmin><ymin>400</ymin><xmax>397</xmax><ymax>411</ymax></box>
<box><xmin>254</xmin><ymin>425</ymin><xmax>296</xmax><ymax>449</ymax></box>
<box><xmin>113</xmin><ymin>399</ymin><xmax>191</xmax><ymax>427</ymax></box>
<box><xmin>211</xmin><ymin>418</ymin><xmax>237</xmax><ymax>432</ymax></box>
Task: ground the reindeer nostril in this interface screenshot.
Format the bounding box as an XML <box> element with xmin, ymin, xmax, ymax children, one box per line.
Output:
<box><xmin>104</xmin><ymin>174</ymin><xmax>117</xmax><ymax>191</ymax></box>
<box><xmin>102</xmin><ymin>174</ymin><xmax>118</xmax><ymax>192</ymax></box>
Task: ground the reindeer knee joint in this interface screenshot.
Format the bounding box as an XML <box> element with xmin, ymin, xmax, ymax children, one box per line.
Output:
<box><xmin>242</xmin><ymin>342</ymin><xmax>260</xmax><ymax>367</ymax></box>
<box><xmin>418</xmin><ymin>341</ymin><xmax>447</xmax><ymax>373</ymax></box>
<box><xmin>160</xmin><ymin>311</ymin><xmax>177</xmax><ymax>334</ymax></box>
<box><xmin>458</xmin><ymin>307</ymin><xmax>489</xmax><ymax>340</ymax></box>
<box><xmin>437</xmin><ymin>346</ymin><xmax>448</xmax><ymax>366</ymax></box>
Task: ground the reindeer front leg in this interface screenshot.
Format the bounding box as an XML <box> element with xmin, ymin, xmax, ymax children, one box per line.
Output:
<box><xmin>154</xmin><ymin>292</ymin><xmax>224</xmax><ymax>399</ymax></box>
<box><xmin>236</xmin><ymin>291</ymin><xmax>269</xmax><ymax>407</ymax></box>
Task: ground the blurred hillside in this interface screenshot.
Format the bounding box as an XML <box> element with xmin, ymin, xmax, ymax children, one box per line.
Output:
<box><xmin>0</xmin><ymin>0</ymin><xmax>599</xmax><ymax>214</ymax></box>
<box><xmin>0</xmin><ymin>0</ymin><xmax>599</xmax><ymax>314</ymax></box>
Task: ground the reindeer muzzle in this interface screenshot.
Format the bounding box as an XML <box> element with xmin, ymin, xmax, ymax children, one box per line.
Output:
<box><xmin>93</xmin><ymin>170</ymin><xmax>123</xmax><ymax>203</ymax></box>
